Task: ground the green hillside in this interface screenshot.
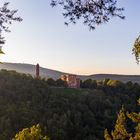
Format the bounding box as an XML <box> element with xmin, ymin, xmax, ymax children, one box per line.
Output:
<box><xmin>0</xmin><ymin>70</ymin><xmax>140</xmax><ymax>140</ymax></box>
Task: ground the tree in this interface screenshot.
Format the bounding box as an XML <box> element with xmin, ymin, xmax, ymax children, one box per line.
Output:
<box><xmin>104</xmin><ymin>106</ymin><xmax>131</xmax><ymax>140</ymax></box>
<box><xmin>104</xmin><ymin>99</ymin><xmax>140</xmax><ymax>140</ymax></box>
<box><xmin>82</xmin><ymin>79</ymin><xmax>93</xmax><ymax>88</ymax></box>
<box><xmin>56</xmin><ymin>78</ymin><xmax>68</xmax><ymax>87</ymax></box>
<box><xmin>111</xmin><ymin>106</ymin><xmax>131</xmax><ymax>140</ymax></box>
<box><xmin>127</xmin><ymin>99</ymin><xmax>140</xmax><ymax>140</ymax></box>
<box><xmin>46</xmin><ymin>78</ymin><xmax>56</xmax><ymax>86</ymax></box>
<box><xmin>104</xmin><ymin>129</ymin><xmax>112</xmax><ymax>140</ymax></box>
<box><xmin>12</xmin><ymin>124</ymin><xmax>50</xmax><ymax>140</ymax></box>
<box><xmin>132</xmin><ymin>35</ymin><xmax>140</xmax><ymax>64</ymax></box>
<box><xmin>0</xmin><ymin>2</ymin><xmax>22</xmax><ymax>52</ymax></box>
<box><xmin>51</xmin><ymin>0</ymin><xmax>125</xmax><ymax>30</ymax></box>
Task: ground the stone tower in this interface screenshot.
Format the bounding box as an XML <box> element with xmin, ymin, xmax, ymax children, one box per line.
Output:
<box><xmin>36</xmin><ymin>63</ymin><xmax>39</xmax><ymax>78</ymax></box>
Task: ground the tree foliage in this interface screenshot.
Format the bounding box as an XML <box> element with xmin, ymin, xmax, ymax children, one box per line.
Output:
<box><xmin>46</xmin><ymin>78</ymin><xmax>68</xmax><ymax>87</ymax></box>
<box><xmin>104</xmin><ymin>99</ymin><xmax>140</xmax><ymax>140</ymax></box>
<box><xmin>0</xmin><ymin>2</ymin><xmax>22</xmax><ymax>51</ymax></box>
<box><xmin>51</xmin><ymin>0</ymin><xmax>125</xmax><ymax>30</ymax></box>
<box><xmin>104</xmin><ymin>106</ymin><xmax>131</xmax><ymax>140</ymax></box>
<box><xmin>132</xmin><ymin>35</ymin><xmax>140</xmax><ymax>64</ymax></box>
<box><xmin>56</xmin><ymin>78</ymin><xmax>68</xmax><ymax>87</ymax></box>
<box><xmin>111</xmin><ymin>106</ymin><xmax>130</xmax><ymax>140</ymax></box>
<box><xmin>12</xmin><ymin>124</ymin><xmax>49</xmax><ymax>140</ymax></box>
<box><xmin>46</xmin><ymin>78</ymin><xmax>56</xmax><ymax>86</ymax></box>
<box><xmin>127</xmin><ymin>99</ymin><xmax>140</xmax><ymax>140</ymax></box>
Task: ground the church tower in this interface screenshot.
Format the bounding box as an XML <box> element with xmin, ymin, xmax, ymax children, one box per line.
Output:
<box><xmin>36</xmin><ymin>63</ymin><xmax>40</xmax><ymax>78</ymax></box>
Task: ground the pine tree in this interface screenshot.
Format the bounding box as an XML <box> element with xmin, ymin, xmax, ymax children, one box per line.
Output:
<box><xmin>111</xmin><ymin>106</ymin><xmax>130</xmax><ymax>140</ymax></box>
<box><xmin>104</xmin><ymin>99</ymin><xmax>140</xmax><ymax>140</ymax></box>
<box><xmin>127</xmin><ymin>99</ymin><xmax>140</xmax><ymax>140</ymax></box>
<box><xmin>104</xmin><ymin>129</ymin><xmax>112</xmax><ymax>140</ymax></box>
<box><xmin>104</xmin><ymin>106</ymin><xmax>131</xmax><ymax>140</ymax></box>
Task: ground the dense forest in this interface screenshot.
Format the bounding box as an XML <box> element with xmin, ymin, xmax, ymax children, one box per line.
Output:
<box><xmin>0</xmin><ymin>69</ymin><xmax>140</xmax><ymax>140</ymax></box>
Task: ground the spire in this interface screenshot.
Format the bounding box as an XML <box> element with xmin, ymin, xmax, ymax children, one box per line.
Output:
<box><xmin>36</xmin><ymin>63</ymin><xmax>39</xmax><ymax>78</ymax></box>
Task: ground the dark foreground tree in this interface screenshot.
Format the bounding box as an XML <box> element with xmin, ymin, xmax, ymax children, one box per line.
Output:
<box><xmin>0</xmin><ymin>2</ymin><xmax>22</xmax><ymax>52</ymax></box>
<box><xmin>51</xmin><ymin>0</ymin><xmax>125</xmax><ymax>30</ymax></box>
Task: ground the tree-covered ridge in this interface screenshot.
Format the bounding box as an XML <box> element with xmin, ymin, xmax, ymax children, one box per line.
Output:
<box><xmin>0</xmin><ymin>70</ymin><xmax>140</xmax><ymax>140</ymax></box>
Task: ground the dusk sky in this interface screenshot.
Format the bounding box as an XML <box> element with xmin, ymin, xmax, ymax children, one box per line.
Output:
<box><xmin>0</xmin><ymin>0</ymin><xmax>140</xmax><ymax>75</ymax></box>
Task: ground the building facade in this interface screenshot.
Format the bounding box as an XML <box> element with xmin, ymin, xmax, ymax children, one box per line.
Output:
<box><xmin>60</xmin><ymin>74</ymin><xmax>80</xmax><ymax>88</ymax></box>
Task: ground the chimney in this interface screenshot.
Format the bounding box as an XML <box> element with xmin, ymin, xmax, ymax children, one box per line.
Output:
<box><xmin>36</xmin><ymin>63</ymin><xmax>39</xmax><ymax>78</ymax></box>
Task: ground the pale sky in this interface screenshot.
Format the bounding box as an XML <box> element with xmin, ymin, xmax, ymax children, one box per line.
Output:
<box><xmin>0</xmin><ymin>0</ymin><xmax>140</xmax><ymax>75</ymax></box>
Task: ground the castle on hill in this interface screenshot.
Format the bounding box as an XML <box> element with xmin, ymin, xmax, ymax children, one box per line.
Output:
<box><xmin>35</xmin><ymin>64</ymin><xmax>80</xmax><ymax>88</ymax></box>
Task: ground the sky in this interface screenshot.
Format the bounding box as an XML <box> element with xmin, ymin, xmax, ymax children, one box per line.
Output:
<box><xmin>0</xmin><ymin>0</ymin><xmax>140</xmax><ymax>75</ymax></box>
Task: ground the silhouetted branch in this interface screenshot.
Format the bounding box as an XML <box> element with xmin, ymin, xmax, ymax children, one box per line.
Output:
<box><xmin>0</xmin><ymin>2</ymin><xmax>22</xmax><ymax>49</ymax></box>
<box><xmin>51</xmin><ymin>0</ymin><xmax>125</xmax><ymax>30</ymax></box>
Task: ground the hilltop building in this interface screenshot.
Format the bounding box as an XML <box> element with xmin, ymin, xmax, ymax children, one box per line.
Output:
<box><xmin>60</xmin><ymin>74</ymin><xmax>80</xmax><ymax>88</ymax></box>
<box><xmin>34</xmin><ymin>64</ymin><xmax>80</xmax><ymax>88</ymax></box>
<box><xmin>36</xmin><ymin>63</ymin><xmax>40</xmax><ymax>78</ymax></box>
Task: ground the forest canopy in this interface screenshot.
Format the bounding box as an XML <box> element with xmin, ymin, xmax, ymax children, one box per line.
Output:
<box><xmin>0</xmin><ymin>70</ymin><xmax>140</xmax><ymax>140</ymax></box>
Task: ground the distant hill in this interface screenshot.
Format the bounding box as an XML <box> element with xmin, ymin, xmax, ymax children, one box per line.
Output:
<box><xmin>86</xmin><ymin>74</ymin><xmax>140</xmax><ymax>84</ymax></box>
<box><xmin>0</xmin><ymin>62</ymin><xmax>140</xmax><ymax>83</ymax></box>
<box><xmin>0</xmin><ymin>62</ymin><xmax>67</xmax><ymax>80</ymax></box>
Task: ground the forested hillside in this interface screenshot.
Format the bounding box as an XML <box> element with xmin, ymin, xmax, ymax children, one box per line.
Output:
<box><xmin>0</xmin><ymin>70</ymin><xmax>140</xmax><ymax>140</ymax></box>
